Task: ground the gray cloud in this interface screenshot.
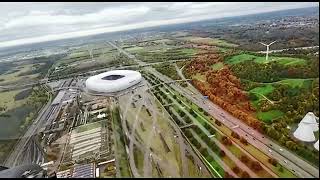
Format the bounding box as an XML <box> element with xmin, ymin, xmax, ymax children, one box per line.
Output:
<box><xmin>0</xmin><ymin>2</ymin><xmax>317</xmax><ymax>48</ymax></box>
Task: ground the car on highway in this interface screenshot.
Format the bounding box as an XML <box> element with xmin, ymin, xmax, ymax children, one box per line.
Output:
<box><xmin>268</xmin><ymin>149</ymin><xmax>272</xmax><ymax>153</ymax></box>
<box><xmin>279</xmin><ymin>148</ymin><xmax>283</xmax><ymax>151</ymax></box>
<box><xmin>284</xmin><ymin>160</ymin><xmax>288</xmax><ymax>163</ymax></box>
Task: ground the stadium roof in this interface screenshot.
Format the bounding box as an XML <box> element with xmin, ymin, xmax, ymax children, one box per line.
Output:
<box><xmin>293</xmin><ymin>124</ymin><xmax>316</xmax><ymax>142</ymax></box>
<box><xmin>298</xmin><ymin>112</ymin><xmax>319</xmax><ymax>132</ymax></box>
<box><xmin>85</xmin><ymin>70</ymin><xmax>142</xmax><ymax>93</ymax></box>
<box><xmin>314</xmin><ymin>140</ymin><xmax>319</xmax><ymax>151</ymax></box>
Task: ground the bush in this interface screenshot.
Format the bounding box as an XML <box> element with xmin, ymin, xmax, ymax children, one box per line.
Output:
<box><xmin>240</xmin><ymin>137</ymin><xmax>249</xmax><ymax>145</ymax></box>
<box><xmin>221</xmin><ymin>136</ymin><xmax>232</xmax><ymax>146</ymax></box>
<box><xmin>220</xmin><ymin>150</ymin><xmax>226</xmax><ymax>157</ymax></box>
<box><xmin>232</xmin><ymin>166</ymin><xmax>241</xmax><ymax>174</ymax></box>
<box><xmin>241</xmin><ymin>171</ymin><xmax>250</xmax><ymax>178</ymax></box>
<box><xmin>231</xmin><ymin>132</ymin><xmax>240</xmax><ymax>139</ymax></box>
<box><xmin>240</xmin><ymin>155</ymin><xmax>250</xmax><ymax>164</ymax></box>
<box><xmin>268</xmin><ymin>158</ymin><xmax>278</xmax><ymax>166</ymax></box>
<box><xmin>215</xmin><ymin>120</ymin><xmax>222</xmax><ymax>126</ymax></box>
<box><xmin>251</xmin><ymin>161</ymin><xmax>263</xmax><ymax>171</ymax></box>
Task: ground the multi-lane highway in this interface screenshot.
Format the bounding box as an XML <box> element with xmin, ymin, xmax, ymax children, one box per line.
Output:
<box><xmin>110</xmin><ymin>40</ymin><xmax>319</xmax><ymax>178</ymax></box>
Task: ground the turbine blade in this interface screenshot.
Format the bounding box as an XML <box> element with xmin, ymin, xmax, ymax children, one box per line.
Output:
<box><xmin>269</xmin><ymin>41</ymin><xmax>277</xmax><ymax>46</ymax></box>
<box><xmin>259</xmin><ymin>42</ymin><xmax>268</xmax><ymax>46</ymax></box>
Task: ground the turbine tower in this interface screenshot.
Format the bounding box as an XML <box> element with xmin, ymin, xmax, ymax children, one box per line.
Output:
<box><xmin>259</xmin><ymin>41</ymin><xmax>276</xmax><ymax>61</ymax></box>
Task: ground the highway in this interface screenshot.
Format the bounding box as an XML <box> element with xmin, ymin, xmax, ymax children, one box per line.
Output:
<box><xmin>258</xmin><ymin>45</ymin><xmax>319</xmax><ymax>53</ymax></box>
<box><xmin>110</xmin><ymin>40</ymin><xmax>319</xmax><ymax>178</ymax></box>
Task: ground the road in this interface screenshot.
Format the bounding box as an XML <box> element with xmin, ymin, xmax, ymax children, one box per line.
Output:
<box><xmin>110</xmin><ymin>41</ymin><xmax>319</xmax><ymax>178</ymax></box>
<box><xmin>258</xmin><ymin>45</ymin><xmax>319</xmax><ymax>53</ymax></box>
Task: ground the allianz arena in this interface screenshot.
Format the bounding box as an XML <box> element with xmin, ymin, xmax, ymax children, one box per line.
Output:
<box><xmin>85</xmin><ymin>70</ymin><xmax>142</xmax><ymax>94</ymax></box>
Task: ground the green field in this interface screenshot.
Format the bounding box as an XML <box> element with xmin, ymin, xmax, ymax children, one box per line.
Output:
<box><xmin>226</xmin><ymin>53</ymin><xmax>306</xmax><ymax>66</ymax></box>
<box><xmin>0</xmin><ymin>64</ymin><xmax>40</xmax><ymax>85</ymax></box>
<box><xmin>249</xmin><ymin>84</ymin><xmax>274</xmax><ymax>96</ymax></box>
<box><xmin>257</xmin><ymin>110</ymin><xmax>284</xmax><ymax>123</ymax></box>
<box><xmin>123</xmin><ymin>46</ymin><xmax>144</xmax><ymax>53</ymax></box>
<box><xmin>75</xmin><ymin>121</ymin><xmax>101</xmax><ymax>133</ymax></box>
<box><xmin>180</xmin><ymin>48</ymin><xmax>199</xmax><ymax>55</ymax></box>
<box><xmin>211</xmin><ymin>62</ymin><xmax>224</xmax><ymax>71</ymax></box>
<box><xmin>0</xmin><ymin>89</ymin><xmax>28</xmax><ymax>111</ymax></box>
<box><xmin>277</xmin><ymin>78</ymin><xmax>312</xmax><ymax>88</ymax></box>
<box><xmin>179</xmin><ymin>36</ymin><xmax>238</xmax><ymax>48</ymax></box>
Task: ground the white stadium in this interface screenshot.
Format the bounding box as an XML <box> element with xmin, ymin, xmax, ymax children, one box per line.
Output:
<box><xmin>85</xmin><ymin>70</ymin><xmax>142</xmax><ymax>94</ymax></box>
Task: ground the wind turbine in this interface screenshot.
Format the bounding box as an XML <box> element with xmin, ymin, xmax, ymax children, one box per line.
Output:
<box><xmin>259</xmin><ymin>41</ymin><xmax>276</xmax><ymax>61</ymax></box>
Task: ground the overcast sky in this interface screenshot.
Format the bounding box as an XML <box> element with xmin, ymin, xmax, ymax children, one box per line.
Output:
<box><xmin>0</xmin><ymin>2</ymin><xmax>317</xmax><ymax>48</ymax></box>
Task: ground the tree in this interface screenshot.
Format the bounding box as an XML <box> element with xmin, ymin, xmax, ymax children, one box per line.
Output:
<box><xmin>251</xmin><ymin>161</ymin><xmax>262</xmax><ymax>171</ymax></box>
<box><xmin>215</xmin><ymin>120</ymin><xmax>222</xmax><ymax>126</ymax></box>
<box><xmin>268</xmin><ymin>158</ymin><xmax>278</xmax><ymax>167</ymax></box>
<box><xmin>220</xmin><ymin>150</ymin><xmax>226</xmax><ymax>157</ymax></box>
<box><xmin>232</xmin><ymin>166</ymin><xmax>241</xmax><ymax>174</ymax></box>
<box><xmin>224</xmin><ymin>172</ymin><xmax>234</xmax><ymax>178</ymax></box>
<box><xmin>241</xmin><ymin>171</ymin><xmax>250</xmax><ymax>178</ymax></box>
<box><xmin>240</xmin><ymin>137</ymin><xmax>248</xmax><ymax>145</ymax></box>
<box><xmin>240</xmin><ymin>155</ymin><xmax>250</xmax><ymax>164</ymax></box>
<box><xmin>222</xmin><ymin>136</ymin><xmax>232</xmax><ymax>146</ymax></box>
<box><xmin>279</xmin><ymin>166</ymin><xmax>284</xmax><ymax>173</ymax></box>
<box><xmin>231</xmin><ymin>132</ymin><xmax>240</xmax><ymax>139</ymax></box>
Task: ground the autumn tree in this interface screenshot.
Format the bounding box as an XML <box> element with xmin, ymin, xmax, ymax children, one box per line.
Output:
<box><xmin>240</xmin><ymin>155</ymin><xmax>250</xmax><ymax>164</ymax></box>
<box><xmin>240</xmin><ymin>137</ymin><xmax>249</xmax><ymax>145</ymax></box>
<box><xmin>250</xmin><ymin>161</ymin><xmax>263</xmax><ymax>172</ymax></box>
<box><xmin>231</xmin><ymin>131</ymin><xmax>240</xmax><ymax>139</ymax></box>
<box><xmin>232</xmin><ymin>166</ymin><xmax>241</xmax><ymax>174</ymax></box>
<box><xmin>268</xmin><ymin>158</ymin><xmax>278</xmax><ymax>167</ymax></box>
<box><xmin>241</xmin><ymin>171</ymin><xmax>250</xmax><ymax>178</ymax></box>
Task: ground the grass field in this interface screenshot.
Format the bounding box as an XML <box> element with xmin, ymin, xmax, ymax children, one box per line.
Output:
<box><xmin>0</xmin><ymin>64</ymin><xmax>40</xmax><ymax>85</ymax></box>
<box><xmin>226</xmin><ymin>53</ymin><xmax>306</xmax><ymax>66</ymax></box>
<box><xmin>180</xmin><ymin>48</ymin><xmax>199</xmax><ymax>55</ymax></box>
<box><xmin>249</xmin><ymin>85</ymin><xmax>274</xmax><ymax>96</ymax></box>
<box><xmin>257</xmin><ymin>110</ymin><xmax>284</xmax><ymax>123</ymax></box>
<box><xmin>123</xmin><ymin>46</ymin><xmax>144</xmax><ymax>53</ymax></box>
<box><xmin>211</xmin><ymin>62</ymin><xmax>224</xmax><ymax>71</ymax></box>
<box><xmin>75</xmin><ymin>121</ymin><xmax>101</xmax><ymax>133</ymax></box>
<box><xmin>0</xmin><ymin>89</ymin><xmax>28</xmax><ymax>111</ymax></box>
<box><xmin>277</xmin><ymin>78</ymin><xmax>313</xmax><ymax>88</ymax></box>
<box><xmin>179</xmin><ymin>36</ymin><xmax>238</xmax><ymax>48</ymax></box>
<box><xmin>153</xmin><ymin>39</ymin><xmax>175</xmax><ymax>44</ymax></box>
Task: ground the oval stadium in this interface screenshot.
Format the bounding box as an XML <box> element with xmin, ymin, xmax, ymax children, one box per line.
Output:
<box><xmin>85</xmin><ymin>70</ymin><xmax>142</xmax><ymax>94</ymax></box>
